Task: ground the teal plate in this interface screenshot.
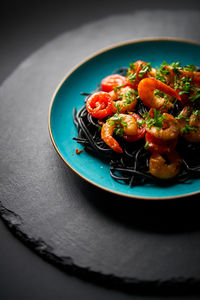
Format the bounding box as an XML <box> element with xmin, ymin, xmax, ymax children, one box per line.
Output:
<box><xmin>49</xmin><ymin>38</ymin><xmax>200</xmax><ymax>200</ymax></box>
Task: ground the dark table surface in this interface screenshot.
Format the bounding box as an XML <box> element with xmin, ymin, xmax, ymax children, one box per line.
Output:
<box><xmin>1</xmin><ymin>1</ymin><xmax>200</xmax><ymax>299</ymax></box>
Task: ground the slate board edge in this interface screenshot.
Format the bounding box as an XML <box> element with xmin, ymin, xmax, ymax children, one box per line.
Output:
<box><xmin>1</xmin><ymin>201</ymin><xmax>200</xmax><ymax>295</ymax></box>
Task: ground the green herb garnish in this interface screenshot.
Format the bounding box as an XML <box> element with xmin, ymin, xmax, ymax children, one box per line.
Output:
<box><xmin>155</xmin><ymin>61</ymin><xmax>170</xmax><ymax>83</ymax></box>
<box><xmin>155</xmin><ymin>73</ymin><xmax>166</xmax><ymax>83</ymax></box>
<box><xmin>144</xmin><ymin>141</ymin><xmax>149</xmax><ymax>149</ymax></box>
<box><xmin>171</xmin><ymin>62</ymin><xmax>181</xmax><ymax>74</ymax></box>
<box><xmin>154</xmin><ymin>89</ymin><xmax>168</xmax><ymax>99</ymax></box>
<box><xmin>113</xmin><ymin>85</ymin><xmax>125</xmax><ymax>92</ymax></box>
<box><xmin>190</xmin><ymin>88</ymin><xmax>200</xmax><ymax>103</ymax></box>
<box><xmin>159</xmin><ymin>61</ymin><xmax>170</xmax><ymax>75</ymax></box>
<box><xmin>124</xmin><ymin>89</ymin><xmax>135</xmax><ymax>105</ymax></box>
<box><xmin>183</xmin><ymin>64</ymin><xmax>196</xmax><ymax>72</ymax></box>
<box><xmin>129</xmin><ymin>62</ymin><xmax>136</xmax><ymax>70</ymax></box>
<box><xmin>144</xmin><ymin>109</ymin><xmax>166</xmax><ymax>129</ymax></box>
<box><xmin>181</xmin><ymin>124</ymin><xmax>198</xmax><ymax>134</ymax></box>
<box><xmin>176</xmin><ymin>114</ymin><xmax>189</xmax><ymax>122</ymax></box>
<box><xmin>127</xmin><ymin>71</ymin><xmax>137</xmax><ymax>83</ymax></box>
<box><xmin>136</xmin><ymin>119</ymin><xmax>143</xmax><ymax>129</ymax></box>
<box><xmin>193</xmin><ymin>109</ymin><xmax>200</xmax><ymax>116</ymax></box>
<box><xmin>127</xmin><ymin>62</ymin><xmax>151</xmax><ymax>82</ymax></box>
<box><xmin>175</xmin><ymin>76</ymin><xmax>193</xmax><ymax>96</ymax></box>
<box><xmin>138</xmin><ymin>63</ymin><xmax>151</xmax><ymax>78</ymax></box>
<box><xmin>108</xmin><ymin>114</ymin><xmax>127</xmax><ymax>137</ymax></box>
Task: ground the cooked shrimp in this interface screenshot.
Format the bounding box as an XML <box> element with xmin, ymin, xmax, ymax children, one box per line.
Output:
<box><xmin>122</xmin><ymin>114</ymin><xmax>138</xmax><ymax>136</ymax></box>
<box><xmin>178</xmin><ymin>107</ymin><xmax>200</xmax><ymax>142</ymax></box>
<box><xmin>148</xmin><ymin>66</ymin><xmax>174</xmax><ymax>86</ymax></box>
<box><xmin>101</xmin><ymin>122</ymin><xmax>123</xmax><ymax>153</ymax></box>
<box><xmin>180</xmin><ymin>70</ymin><xmax>200</xmax><ymax>84</ymax></box>
<box><xmin>149</xmin><ymin>151</ymin><xmax>182</xmax><ymax>179</ymax></box>
<box><xmin>150</xmin><ymin>67</ymin><xmax>175</xmax><ymax>87</ymax></box>
<box><xmin>101</xmin><ymin>114</ymin><xmax>137</xmax><ymax>153</ymax></box>
<box><xmin>147</xmin><ymin>112</ymin><xmax>180</xmax><ymax>141</ymax></box>
<box><xmin>109</xmin><ymin>86</ymin><xmax>137</xmax><ymax>113</ymax></box>
<box><xmin>160</xmin><ymin>64</ymin><xmax>200</xmax><ymax>86</ymax></box>
<box><xmin>138</xmin><ymin>77</ymin><xmax>181</xmax><ymax>111</ymax></box>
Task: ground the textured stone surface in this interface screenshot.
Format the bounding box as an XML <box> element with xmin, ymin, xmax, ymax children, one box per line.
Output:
<box><xmin>1</xmin><ymin>11</ymin><xmax>200</xmax><ymax>293</ymax></box>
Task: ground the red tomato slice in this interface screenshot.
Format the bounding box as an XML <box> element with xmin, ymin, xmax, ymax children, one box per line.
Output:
<box><xmin>101</xmin><ymin>74</ymin><xmax>130</xmax><ymax>92</ymax></box>
<box><xmin>145</xmin><ymin>132</ymin><xmax>177</xmax><ymax>154</ymax></box>
<box><xmin>86</xmin><ymin>92</ymin><xmax>113</xmax><ymax>119</ymax></box>
<box><xmin>123</xmin><ymin>113</ymin><xmax>146</xmax><ymax>142</ymax></box>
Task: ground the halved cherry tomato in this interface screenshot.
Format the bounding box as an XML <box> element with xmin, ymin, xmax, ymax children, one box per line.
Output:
<box><xmin>123</xmin><ymin>113</ymin><xmax>146</xmax><ymax>142</ymax></box>
<box><xmin>86</xmin><ymin>92</ymin><xmax>113</xmax><ymax>119</ymax></box>
<box><xmin>101</xmin><ymin>74</ymin><xmax>131</xmax><ymax>92</ymax></box>
<box><xmin>145</xmin><ymin>132</ymin><xmax>177</xmax><ymax>154</ymax></box>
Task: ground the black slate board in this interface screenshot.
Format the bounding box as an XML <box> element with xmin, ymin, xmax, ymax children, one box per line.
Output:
<box><xmin>1</xmin><ymin>12</ymin><xmax>200</xmax><ymax>294</ymax></box>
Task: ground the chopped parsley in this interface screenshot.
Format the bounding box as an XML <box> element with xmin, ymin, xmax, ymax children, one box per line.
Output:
<box><xmin>137</xmin><ymin>63</ymin><xmax>152</xmax><ymax>78</ymax></box>
<box><xmin>124</xmin><ymin>89</ymin><xmax>135</xmax><ymax>105</ymax></box>
<box><xmin>192</xmin><ymin>110</ymin><xmax>200</xmax><ymax>121</ymax></box>
<box><xmin>127</xmin><ymin>62</ymin><xmax>151</xmax><ymax>82</ymax></box>
<box><xmin>144</xmin><ymin>109</ymin><xmax>166</xmax><ymax>129</ymax></box>
<box><xmin>171</xmin><ymin>62</ymin><xmax>181</xmax><ymax>74</ymax></box>
<box><xmin>136</xmin><ymin>119</ymin><xmax>143</xmax><ymax>129</ymax></box>
<box><xmin>127</xmin><ymin>71</ymin><xmax>137</xmax><ymax>82</ymax></box>
<box><xmin>113</xmin><ymin>84</ymin><xmax>125</xmax><ymax>92</ymax></box>
<box><xmin>159</xmin><ymin>61</ymin><xmax>170</xmax><ymax>75</ymax></box>
<box><xmin>129</xmin><ymin>62</ymin><xmax>136</xmax><ymax>70</ymax></box>
<box><xmin>108</xmin><ymin>113</ymin><xmax>127</xmax><ymax>137</ymax></box>
<box><xmin>113</xmin><ymin>102</ymin><xmax>121</xmax><ymax>113</ymax></box>
<box><xmin>181</xmin><ymin>124</ymin><xmax>198</xmax><ymax>134</ymax></box>
<box><xmin>144</xmin><ymin>141</ymin><xmax>149</xmax><ymax>149</ymax></box>
<box><xmin>177</xmin><ymin>109</ymin><xmax>200</xmax><ymax>122</ymax></box>
<box><xmin>155</xmin><ymin>73</ymin><xmax>166</xmax><ymax>83</ymax></box>
<box><xmin>114</xmin><ymin>126</ymin><xmax>125</xmax><ymax>137</ymax></box>
<box><xmin>154</xmin><ymin>89</ymin><xmax>168</xmax><ymax>99</ymax></box>
<box><xmin>183</xmin><ymin>64</ymin><xmax>196</xmax><ymax>72</ymax></box>
<box><xmin>193</xmin><ymin>109</ymin><xmax>200</xmax><ymax>116</ymax></box>
<box><xmin>176</xmin><ymin>113</ymin><xmax>189</xmax><ymax>122</ymax></box>
<box><xmin>175</xmin><ymin>76</ymin><xmax>193</xmax><ymax>95</ymax></box>
<box><xmin>190</xmin><ymin>88</ymin><xmax>200</xmax><ymax>103</ymax></box>
<box><xmin>155</xmin><ymin>61</ymin><xmax>170</xmax><ymax>83</ymax></box>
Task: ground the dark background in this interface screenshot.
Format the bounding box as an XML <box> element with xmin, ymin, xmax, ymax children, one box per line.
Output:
<box><xmin>1</xmin><ymin>0</ymin><xmax>200</xmax><ymax>84</ymax></box>
<box><xmin>1</xmin><ymin>1</ymin><xmax>200</xmax><ymax>299</ymax></box>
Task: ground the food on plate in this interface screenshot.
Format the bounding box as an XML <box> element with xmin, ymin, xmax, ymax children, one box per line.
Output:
<box><xmin>73</xmin><ymin>61</ymin><xmax>200</xmax><ymax>186</ymax></box>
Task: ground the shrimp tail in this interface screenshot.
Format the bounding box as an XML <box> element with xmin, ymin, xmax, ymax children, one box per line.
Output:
<box><xmin>153</xmin><ymin>78</ymin><xmax>181</xmax><ymax>100</ymax></box>
<box><xmin>101</xmin><ymin>123</ymin><xmax>123</xmax><ymax>153</ymax></box>
<box><xmin>138</xmin><ymin>77</ymin><xmax>181</xmax><ymax>107</ymax></box>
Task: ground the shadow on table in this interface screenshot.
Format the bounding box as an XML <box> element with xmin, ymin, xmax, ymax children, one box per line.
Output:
<box><xmin>73</xmin><ymin>172</ymin><xmax>200</xmax><ymax>234</ymax></box>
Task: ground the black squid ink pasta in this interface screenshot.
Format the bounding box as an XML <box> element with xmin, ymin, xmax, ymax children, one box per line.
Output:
<box><xmin>73</xmin><ymin>62</ymin><xmax>200</xmax><ymax>187</ymax></box>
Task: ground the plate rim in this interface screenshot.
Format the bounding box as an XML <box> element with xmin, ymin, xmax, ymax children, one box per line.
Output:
<box><xmin>48</xmin><ymin>37</ymin><xmax>200</xmax><ymax>200</ymax></box>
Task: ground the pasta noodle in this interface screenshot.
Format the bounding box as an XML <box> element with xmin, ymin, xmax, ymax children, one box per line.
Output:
<box><xmin>73</xmin><ymin>63</ymin><xmax>200</xmax><ymax>187</ymax></box>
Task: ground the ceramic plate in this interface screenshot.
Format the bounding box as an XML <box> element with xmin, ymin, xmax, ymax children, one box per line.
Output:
<box><xmin>49</xmin><ymin>38</ymin><xmax>200</xmax><ymax>199</ymax></box>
